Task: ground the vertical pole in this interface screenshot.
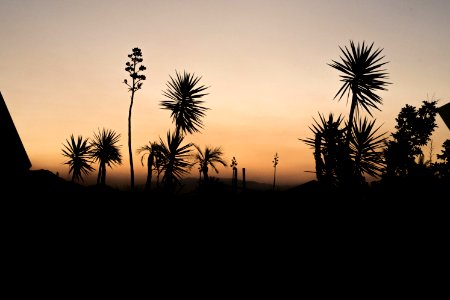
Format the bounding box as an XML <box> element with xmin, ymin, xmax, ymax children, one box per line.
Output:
<box><xmin>242</xmin><ymin>168</ymin><xmax>246</xmax><ymax>191</ymax></box>
<box><xmin>234</xmin><ymin>168</ymin><xmax>236</xmax><ymax>191</ymax></box>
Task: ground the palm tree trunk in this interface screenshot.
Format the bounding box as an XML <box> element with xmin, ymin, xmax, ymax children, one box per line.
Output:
<box><xmin>202</xmin><ymin>166</ymin><xmax>209</xmax><ymax>184</ymax></box>
<box><xmin>232</xmin><ymin>168</ymin><xmax>237</xmax><ymax>192</ymax></box>
<box><xmin>242</xmin><ymin>168</ymin><xmax>246</xmax><ymax>191</ymax></box>
<box><xmin>101</xmin><ymin>162</ymin><xmax>106</xmax><ymax>186</ymax></box>
<box><xmin>128</xmin><ymin>89</ymin><xmax>135</xmax><ymax>192</ymax></box>
<box><xmin>342</xmin><ymin>93</ymin><xmax>358</xmax><ymax>189</ymax></box>
<box><xmin>97</xmin><ymin>164</ymin><xmax>102</xmax><ymax>185</ymax></box>
<box><xmin>272</xmin><ymin>166</ymin><xmax>276</xmax><ymax>191</ymax></box>
<box><xmin>314</xmin><ymin>133</ymin><xmax>325</xmax><ymax>184</ymax></box>
<box><xmin>346</xmin><ymin>94</ymin><xmax>358</xmax><ymax>147</ymax></box>
<box><xmin>164</xmin><ymin>157</ymin><xmax>175</xmax><ymax>191</ymax></box>
<box><xmin>164</xmin><ymin>128</ymin><xmax>180</xmax><ymax>192</ymax></box>
<box><xmin>145</xmin><ymin>151</ymin><xmax>154</xmax><ymax>192</ymax></box>
<box><xmin>156</xmin><ymin>172</ymin><xmax>161</xmax><ymax>188</ymax></box>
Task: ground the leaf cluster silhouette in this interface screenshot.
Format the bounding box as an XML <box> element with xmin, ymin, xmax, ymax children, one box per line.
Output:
<box><xmin>51</xmin><ymin>41</ymin><xmax>449</xmax><ymax>200</ymax></box>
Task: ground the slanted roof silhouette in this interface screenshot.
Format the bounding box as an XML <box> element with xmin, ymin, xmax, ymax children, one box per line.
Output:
<box><xmin>438</xmin><ymin>102</ymin><xmax>450</xmax><ymax>131</ymax></box>
<box><xmin>0</xmin><ymin>91</ymin><xmax>32</xmax><ymax>174</ymax></box>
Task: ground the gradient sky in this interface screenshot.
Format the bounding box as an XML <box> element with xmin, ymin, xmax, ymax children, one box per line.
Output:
<box><xmin>1</xmin><ymin>0</ymin><xmax>449</xmax><ymax>187</ymax></box>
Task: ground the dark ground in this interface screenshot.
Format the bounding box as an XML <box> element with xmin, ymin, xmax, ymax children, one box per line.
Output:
<box><xmin>2</xmin><ymin>169</ymin><xmax>447</xmax><ymax>218</ymax></box>
<box><xmin>1</xmin><ymin>169</ymin><xmax>447</xmax><ymax>285</ymax></box>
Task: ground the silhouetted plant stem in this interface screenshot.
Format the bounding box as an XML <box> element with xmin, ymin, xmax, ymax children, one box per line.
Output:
<box><xmin>346</xmin><ymin>96</ymin><xmax>357</xmax><ymax>147</ymax></box>
<box><xmin>272</xmin><ymin>169</ymin><xmax>276</xmax><ymax>191</ymax></box>
<box><xmin>97</xmin><ymin>164</ymin><xmax>102</xmax><ymax>185</ymax></box>
<box><xmin>96</xmin><ymin>162</ymin><xmax>107</xmax><ymax>186</ymax></box>
<box><xmin>242</xmin><ymin>168</ymin><xmax>246</xmax><ymax>191</ymax></box>
<box><xmin>230</xmin><ymin>157</ymin><xmax>238</xmax><ymax>193</ymax></box>
<box><xmin>233</xmin><ymin>168</ymin><xmax>237</xmax><ymax>192</ymax></box>
<box><xmin>314</xmin><ymin>133</ymin><xmax>325</xmax><ymax>183</ymax></box>
<box><xmin>272</xmin><ymin>152</ymin><xmax>279</xmax><ymax>191</ymax></box>
<box><xmin>101</xmin><ymin>162</ymin><xmax>106</xmax><ymax>185</ymax></box>
<box><xmin>124</xmin><ymin>47</ymin><xmax>146</xmax><ymax>192</ymax></box>
<box><xmin>128</xmin><ymin>93</ymin><xmax>135</xmax><ymax>190</ymax></box>
<box><xmin>145</xmin><ymin>150</ymin><xmax>154</xmax><ymax>191</ymax></box>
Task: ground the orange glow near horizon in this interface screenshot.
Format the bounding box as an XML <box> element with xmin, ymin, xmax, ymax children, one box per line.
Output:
<box><xmin>1</xmin><ymin>0</ymin><xmax>449</xmax><ymax>187</ymax></box>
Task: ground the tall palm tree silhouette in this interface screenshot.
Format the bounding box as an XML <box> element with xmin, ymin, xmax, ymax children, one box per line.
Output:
<box><xmin>160</xmin><ymin>70</ymin><xmax>209</xmax><ymax>138</ymax></box>
<box><xmin>61</xmin><ymin>134</ymin><xmax>94</xmax><ymax>182</ymax></box>
<box><xmin>328</xmin><ymin>41</ymin><xmax>390</xmax><ymax>146</ymax></box>
<box><xmin>194</xmin><ymin>145</ymin><xmax>227</xmax><ymax>184</ymax></box>
<box><xmin>159</xmin><ymin>131</ymin><xmax>193</xmax><ymax>191</ymax></box>
<box><xmin>90</xmin><ymin>128</ymin><xmax>122</xmax><ymax>186</ymax></box>
<box><xmin>137</xmin><ymin>141</ymin><xmax>164</xmax><ymax>191</ymax></box>
<box><xmin>159</xmin><ymin>70</ymin><xmax>209</xmax><ymax>192</ymax></box>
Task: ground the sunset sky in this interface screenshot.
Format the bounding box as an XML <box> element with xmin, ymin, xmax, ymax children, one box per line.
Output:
<box><xmin>1</xmin><ymin>0</ymin><xmax>449</xmax><ymax>187</ymax></box>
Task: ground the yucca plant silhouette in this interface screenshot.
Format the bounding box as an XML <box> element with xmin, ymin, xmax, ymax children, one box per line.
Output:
<box><xmin>61</xmin><ymin>134</ymin><xmax>94</xmax><ymax>182</ymax></box>
<box><xmin>137</xmin><ymin>141</ymin><xmax>164</xmax><ymax>191</ymax></box>
<box><xmin>301</xmin><ymin>113</ymin><xmax>346</xmax><ymax>187</ymax></box>
<box><xmin>194</xmin><ymin>145</ymin><xmax>227</xmax><ymax>184</ymax></box>
<box><xmin>329</xmin><ymin>41</ymin><xmax>390</xmax><ymax>146</ymax></box>
<box><xmin>90</xmin><ymin>128</ymin><xmax>122</xmax><ymax>186</ymax></box>
<box><xmin>302</xmin><ymin>113</ymin><xmax>387</xmax><ymax>186</ymax></box>
<box><xmin>159</xmin><ymin>70</ymin><xmax>209</xmax><ymax>192</ymax></box>
<box><xmin>325</xmin><ymin>40</ymin><xmax>391</xmax><ymax>188</ymax></box>
<box><xmin>350</xmin><ymin>117</ymin><xmax>386</xmax><ymax>183</ymax></box>
<box><xmin>159</xmin><ymin>131</ymin><xmax>194</xmax><ymax>191</ymax></box>
<box><xmin>160</xmin><ymin>70</ymin><xmax>209</xmax><ymax>138</ymax></box>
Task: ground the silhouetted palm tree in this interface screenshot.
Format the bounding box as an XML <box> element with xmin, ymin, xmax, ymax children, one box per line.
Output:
<box><xmin>159</xmin><ymin>131</ymin><xmax>194</xmax><ymax>191</ymax></box>
<box><xmin>302</xmin><ymin>113</ymin><xmax>387</xmax><ymax>186</ymax></box>
<box><xmin>137</xmin><ymin>141</ymin><xmax>164</xmax><ymax>191</ymax></box>
<box><xmin>90</xmin><ymin>128</ymin><xmax>122</xmax><ymax>186</ymax></box>
<box><xmin>350</xmin><ymin>117</ymin><xmax>386</xmax><ymax>182</ymax></box>
<box><xmin>328</xmin><ymin>40</ymin><xmax>390</xmax><ymax>146</ymax></box>
<box><xmin>160</xmin><ymin>70</ymin><xmax>209</xmax><ymax>137</ymax></box>
<box><xmin>124</xmin><ymin>47</ymin><xmax>147</xmax><ymax>191</ymax></box>
<box><xmin>301</xmin><ymin>113</ymin><xmax>346</xmax><ymax>187</ymax></box>
<box><xmin>194</xmin><ymin>145</ymin><xmax>227</xmax><ymax>184</ymax></box>
<box><xmin>61</xmin><ymin>134</ymin><xmax>94</xmax><ymax>182</ymax></box>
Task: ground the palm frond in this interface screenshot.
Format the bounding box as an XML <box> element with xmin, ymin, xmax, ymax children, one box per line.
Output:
<box><xmin>91</xmin><ymin>128</ymin><xmax>123</xmax><ymax>168</ymax></box>
<box><xmin>159</xmin><ymin>131</ymin><xmax>194</xmax><ymax>186</ymax></box>
<box><xmin>328</xmin><ymin>40</ymin><xmax>390</xmax><ymax>115</ymax></box>
<box><xmin>61</xmin><ymin>134</ymin><xmax>94</xmax><ymax>182</ymax></box>
<box><xmin>195</xmin><ymin>145</ymin><xmax>227</xmax><ymax>174</ymax></box>
<box><xmin>160</xmin><ymin>70</ymin><xmax>209</xmax><ymax>135</ymax></box>
<box><xmin>350</xmin><ymin>117</ymin><xmax>387</xmax><ymax>177</ymax></box>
